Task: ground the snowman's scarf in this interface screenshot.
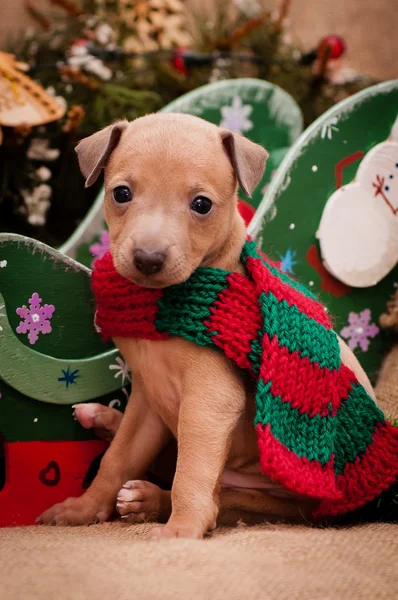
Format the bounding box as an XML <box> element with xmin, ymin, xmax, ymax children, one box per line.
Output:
<box><xmin>92</xmin><ymin>239</ymin><xmax>398</xmax><ymax>517</ymax></box>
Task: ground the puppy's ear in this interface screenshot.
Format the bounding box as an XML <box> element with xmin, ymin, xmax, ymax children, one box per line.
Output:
<box><xmin>220</xmin><ymin>129</ymin><xmax>269</xmax><ymax>198</ymax></box>
<box><xmin>75</xmin><ymin>120</ymin><xmax>128</xmax><ymax>187</ymax></box>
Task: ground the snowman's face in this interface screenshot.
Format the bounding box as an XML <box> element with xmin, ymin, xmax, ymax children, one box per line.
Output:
<box><xmin>359</xmin><ymin>142</ymin><xmax>398</xmax><ymax>215</ymax></box>
<box><xmin>317</xmin><ymin>119</ymin><xmax>398</xmax><ymax>288</ymax></box>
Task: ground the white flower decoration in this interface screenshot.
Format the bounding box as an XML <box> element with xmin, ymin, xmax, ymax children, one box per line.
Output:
<box><xmin>220</xmin><ymin>96</ymin><xmax>253</xmax><ymax>134</ymax></box>
<box><xmin>21</xmin><ymin>184</ymin><xmax>52</xmax><ymax>226</ymax></box>
<box><xmin>68</xmin><ymin>44</ymin><xmax>112</xmax><ymax>81</ymax></box>
<box><xmin>27</xmin><ymin>139</ymin><xmax>60</xmax><ymax>161</ymax></box>
<box><xmin>36</xmin><ymin>166</ymin><xmax>52</xmax><ymax>182</ymax></box>
<box><xmin>95</xmin><ymin>23</ymin><xmax>114</xmax><ymax>46</ymax></box>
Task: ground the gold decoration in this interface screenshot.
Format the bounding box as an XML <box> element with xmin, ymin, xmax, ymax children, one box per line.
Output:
<box><xmin>62</xmin><ymin>105</ymin><xmax>86</xmax><ymax>133</ymax></box>
<box><xmin>60</xmin><ymin>66</ymin><xmax>100</xmax><ymax>90</ymax></box>
<box><xmin>120</xmin><ymin>0</ymin><xmax>192</xmax><ymax>52</ymax></box>
<box><xmin>0</xmin><ymin>52</ymin><xmax>66</xmax><ymax>143</ymax></box>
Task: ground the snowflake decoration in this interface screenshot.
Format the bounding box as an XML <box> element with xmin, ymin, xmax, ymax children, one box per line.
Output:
<box><xmin>277</xmin><ymin>248</ymin><xmax>298</xmax><ymax>274</ymax></box>
<box><xmin>340</xmin><ymin>309</ymin><xmax>379</xmax><ymax>352</ymax></box>
<box><xmin>109</xmin><ymin>399</ymin><xmax>121</xmax><ymax>409</ymax></box>
<box><xmin>220</xmin><ymin>96</ymin><xmax>253</xmax><ymax>134</ymax></box>
<box><xmin>58</xmin><ymin>365</ymin><xmax>80</xmax><ymax>389</ymax></box>
<box><xmin>0</xmin><ymin>303</ymin><xmax>5</xmax><ymax>333</ymax></box>
<box><xmin>109</xmin><ymin>356</ymin><xmax>131</xmax><ymax>385</ymax></box>
<box><xmin>16</xmin><ymin>293</ymin><xmax>55</xmax><ymax>345</ymax></box>
<box><xmin>321</xmin><ymin>117</ymin><xmax>339</xmax><ymax>140</ymax></box>
<box><xmin>90</xmin><ymin>230</ymin><xmax>110</xmax><ymax>263</ymax></box>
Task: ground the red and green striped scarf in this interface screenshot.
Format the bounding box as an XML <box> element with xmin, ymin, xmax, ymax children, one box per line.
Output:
<box><xmin>92</xmin><ymin>239</ymin><xmax>398</xmax><ymax>518</ymax></box>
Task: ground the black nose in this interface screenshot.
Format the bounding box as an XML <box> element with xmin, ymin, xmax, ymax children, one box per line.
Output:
<box><xmin>133</xmin><ymin>248</ymin><xmax>166</xmax><ymax>276</ymax></box>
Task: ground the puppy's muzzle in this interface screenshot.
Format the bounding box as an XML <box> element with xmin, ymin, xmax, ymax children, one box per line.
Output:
<box><xmin>134</xmin><ymin>248</ymin><xmax>166</xmax><ymax>276</ymax></box>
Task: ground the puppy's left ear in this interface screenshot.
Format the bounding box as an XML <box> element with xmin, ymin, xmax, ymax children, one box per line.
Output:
<box><xmin>75</xmin><ymin>120</ymin><xmax>128</xmax><ymax>187</ymax></box>
<box><xmin>220</xmin><ymin>129</ymin><xmax>269</xmax><ymax>198</ymax></box>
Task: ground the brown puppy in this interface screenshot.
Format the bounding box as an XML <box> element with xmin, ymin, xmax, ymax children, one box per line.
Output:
<box><xmin>38</xmin><ymin>114</ymin><xmax>376</xmax><ymax>538</ymax></box>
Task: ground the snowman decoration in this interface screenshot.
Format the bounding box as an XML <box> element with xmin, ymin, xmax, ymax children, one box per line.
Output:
<box><xmin>317</xmin><ymin>116</ymin><xmax>398</xmax><ymax>287</ymax></box>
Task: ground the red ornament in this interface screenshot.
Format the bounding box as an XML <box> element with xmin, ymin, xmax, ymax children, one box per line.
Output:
<box><xmin>171</xmin><ymin>48</ymin><xmax>188</xmax><ymax>75</ymax></box>
<box><xmin>237</xmin><ymin>199</ymin><xmax>256</xmax><ymax>227</ymax></box>
<box><xmin>317</xmin><ymin>35</ymin><xmax>346</xmax><ymax>60</ymax></box>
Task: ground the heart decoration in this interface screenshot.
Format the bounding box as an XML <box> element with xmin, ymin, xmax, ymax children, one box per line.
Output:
<box><xmin>39</xmin><ymin>460</ymin><xmax>61</xmax><ymax>487</ymax></box>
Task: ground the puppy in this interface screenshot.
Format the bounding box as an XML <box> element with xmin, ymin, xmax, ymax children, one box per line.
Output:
<box><xmin>38</xmin><ymin>114</ymin><xmax>376</xmax><ymax>538</ymax></box>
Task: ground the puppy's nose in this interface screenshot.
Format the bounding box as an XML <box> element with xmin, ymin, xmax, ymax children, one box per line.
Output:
<box><xmin>133</xmin><ymin>248</ymin><xmax>166</xmax><ymax>276</ymax></box>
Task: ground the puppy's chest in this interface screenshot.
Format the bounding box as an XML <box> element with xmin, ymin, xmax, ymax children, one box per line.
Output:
<box><xmin>125</xmin><ymin>338</ymin><xmax>185</xmax><ymax>432</ymax></box>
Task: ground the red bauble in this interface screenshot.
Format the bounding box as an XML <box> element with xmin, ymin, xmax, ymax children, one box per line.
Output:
<box><xmin>318</xmin><ymin>35</ymin><xmax>346</xmax><ymax>60</ymax></box>
<box><xmin>171</xmin><ymin>48</ymin><xmax>188</xmax><ymax>75</ymax></box>
<box><xmin>237</xmin><ymin>199</ymin><xmax>256</xmax><ymax>227</ymax></box>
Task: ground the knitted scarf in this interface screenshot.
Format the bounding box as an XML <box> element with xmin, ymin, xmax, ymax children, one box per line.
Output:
<box><xmin>92</xmin><ymin>239</ymin><xmax>398</xmax><ymax>518</ymax></box>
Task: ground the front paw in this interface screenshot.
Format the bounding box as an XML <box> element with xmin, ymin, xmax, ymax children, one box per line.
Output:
<box><xmin>116</xmin><ymin>480</ymin><xmax>170</xmax><ymax>523</ymax></box>
<box><xmin>36</xmin><ymin>495</ymin><xmax>113</xmax><ymax>526</ymax></box>
<box><xmin>148</xmin><ymin>517</ymin><xmax>216</xmax><ymax>540</ymax></box>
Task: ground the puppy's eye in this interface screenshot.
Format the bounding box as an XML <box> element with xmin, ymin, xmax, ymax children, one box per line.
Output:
<box><xmin>113</xmin><ymin>186</ymin><xmax>132</xmax><ymax>204</ymax></box>
<box><xmin>190</xmin><ymin>196</ymin><xmax>212</xmax><ymax>215</ymax></box>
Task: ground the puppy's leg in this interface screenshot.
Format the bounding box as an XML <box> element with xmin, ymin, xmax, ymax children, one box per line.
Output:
<box><xmin>37</xmin><ymin>378</ymin><xmax>169</xmax><ymax>525</ymax></box>
<box><xmin>149</xmin><ymin>352</ymin><xmax>246</xmax><ymax>540</ymax></box>
<box><xmin>218</xmin><ymin>489</ymin><xmax>316</xmax><ymax>526</ymax></box>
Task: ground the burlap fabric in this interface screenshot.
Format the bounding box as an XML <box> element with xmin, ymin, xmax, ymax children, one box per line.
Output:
<box><xmin>0</xmin><ymin>521</ymin><xmax>397</xmax><ymax>599</ymax></box>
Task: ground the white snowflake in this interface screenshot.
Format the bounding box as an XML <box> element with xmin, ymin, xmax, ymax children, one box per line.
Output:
<box><xmin>109</xmin><ymin>356</ymin><xmax>131</xmax><ymax>385</ymax></box>
<box><xmin>109</xmin><ymin>387</ymin><xmax>129</xmax><ymax>409</ymax></box>
<box><xmin>220</xmin><ymin>96</ymin><xmax>253</xmax><ymax>134</ymax></box>
<box><xmin>109</xmin><ymin>399</ymin><xmax>121</xmax><ymax>409</ymax></box>
<box><xmin>321</xmin><ymin>117</ymin><xmax>339</xmax><ymax>140</ymax></box>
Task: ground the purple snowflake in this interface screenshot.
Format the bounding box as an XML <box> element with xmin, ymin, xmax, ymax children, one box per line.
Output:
<box><xmin>89</xmin><ymin>230</ymin><xmax>110</xmax><ymax>263</ymax></box>
<box><xmin>340</xmin><ymin>309</ymin><xmax>379</xmax><ymax>352</ymax></box>
<box><xmin>16</xmin><ymin>293</ymin><xmax>55</xmax><ymax>345</ymax></box>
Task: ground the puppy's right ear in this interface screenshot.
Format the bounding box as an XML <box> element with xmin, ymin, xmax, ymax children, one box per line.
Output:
<box><xmin>75</xmin><ymin>120</ymin><xmax>128</xmax><ymax>187</ymax></box>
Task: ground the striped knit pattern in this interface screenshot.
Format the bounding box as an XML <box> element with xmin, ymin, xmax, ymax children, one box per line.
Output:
<box><xmin>92</xmin><ymin>240</ymin><xmax>398</xmax><ymax>518</ymax></box>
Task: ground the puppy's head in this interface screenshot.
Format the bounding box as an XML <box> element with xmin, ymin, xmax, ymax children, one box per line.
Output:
<box><xmin>76</xmin><ymin>113</ymin><xmax>267</xmax><ymax>287</ymax></box>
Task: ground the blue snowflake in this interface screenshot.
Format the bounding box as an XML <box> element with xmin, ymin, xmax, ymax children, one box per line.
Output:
<box><xmin>277</xmin><ymin>248</ymin><xmax>298</xmax><ymax>274</ymax></box>
<box><xmin>58</xmin><ymin>365</ymin><xmax>80</xmax><ymax>389</ymax></box>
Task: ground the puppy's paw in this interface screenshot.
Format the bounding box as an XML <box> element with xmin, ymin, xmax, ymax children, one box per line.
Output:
<box><xmin>73</xmin><ymin>403</ymin><xmax>122</xmax><ymax>441</ymax></box>
<box><xmin>36</xmin><ymin>496</ymin><xmax>112</xmax><ymax>526</ymax></box>
<box><xmin>147</xmin><ymin>521</ymin><xmax>205</xmax><ymax>540</ymax></box>
<box><xmin>116</xmin><ymin>480</ymin><xmax>171</xmax><ymax>523</ymax></box>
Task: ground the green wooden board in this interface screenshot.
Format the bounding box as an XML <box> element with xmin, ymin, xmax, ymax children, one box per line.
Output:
<box><xmin>250</xmin><ymin>80</ymin><xmax>398</xmax><ymax>383</ymax></box>
<box><xmin>0</xmin><ymin>234</ymin><xmax>129</xmax><ymax>442</ymax></box>
<box><xmin>0</xmin><ymin>379</ymin><xmax>128</xmax><ymax>443</ymax></box>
